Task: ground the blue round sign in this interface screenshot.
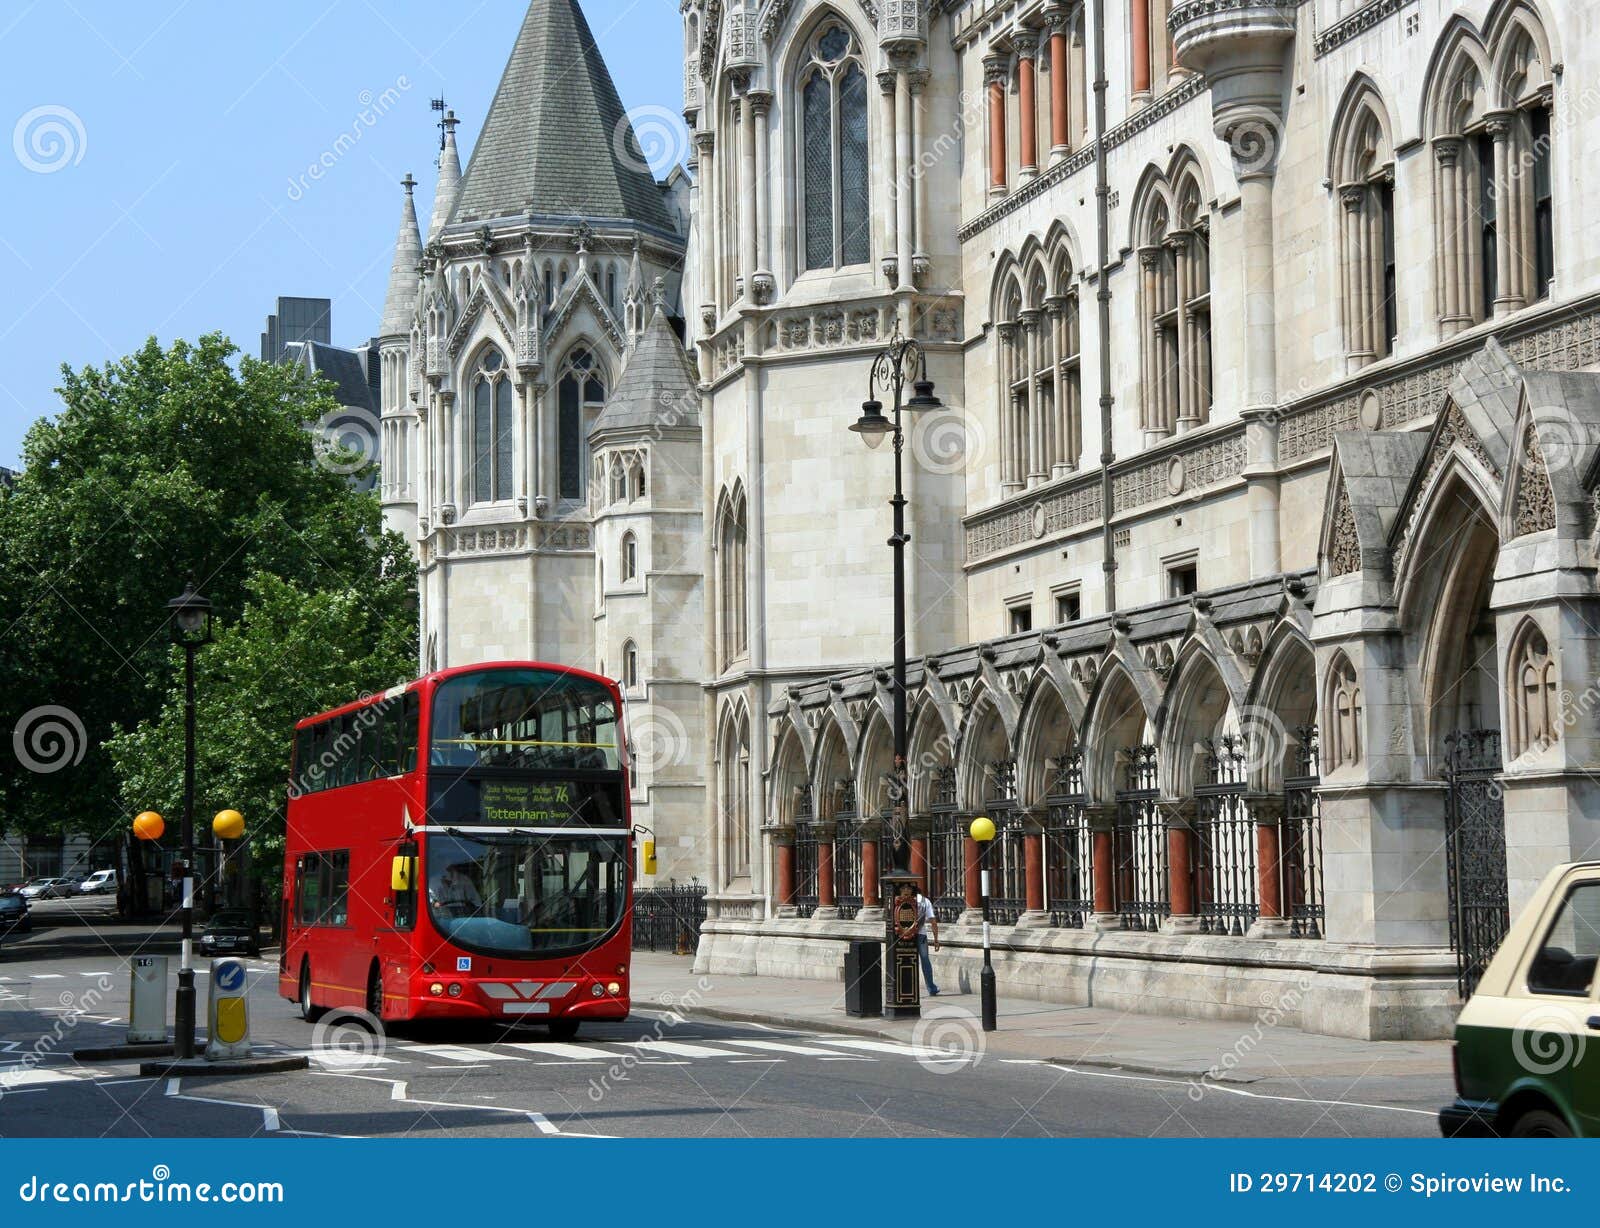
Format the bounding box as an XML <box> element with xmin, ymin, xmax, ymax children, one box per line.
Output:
<box><xmin>214</xmin><ymin>960</ymin><xmax>246</xmax><ymax>993</ymax></box>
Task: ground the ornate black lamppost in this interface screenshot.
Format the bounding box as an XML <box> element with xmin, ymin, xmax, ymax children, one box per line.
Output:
<box><xmin>850</xmin><ymin>330</ymin><xmax>942</xmax><ymax>871</ymax></box>
<box><xmin>851</xmin><ymin>331</ymin><xmax>941</xmax><ymax>1018</ymax></box>
<box><xmin>167</xmin><ymin>578</ymin><xmax>212</xmax><ymax>1059</ymax></box>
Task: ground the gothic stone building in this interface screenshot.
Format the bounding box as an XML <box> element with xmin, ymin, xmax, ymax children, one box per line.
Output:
<box><xmin>375</xmin><ymin>0</ymin><xmax>708</xmax><ymax>885</ymax></box>
<box><xmin>682</xmin><ymin>0</ymin><xmax>1600</xmax><ymax>1041</ymax></box>
<box><xmin>384</xmin><ymin>0</ymin><xmax>1600</xmax><ymax>1040</ymax></box>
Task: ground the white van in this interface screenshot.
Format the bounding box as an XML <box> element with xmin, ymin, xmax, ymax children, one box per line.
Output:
<box><xmin>79</xmin><ymin>869</ymin><xmax>117</xmax><ymax>895</ymax></box>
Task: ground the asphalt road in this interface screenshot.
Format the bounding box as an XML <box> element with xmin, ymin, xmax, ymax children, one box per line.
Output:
<box><xmin>0</xmin><ymin>914</ymin><xmax>1449</xmax><ymax>1139</ymax></box>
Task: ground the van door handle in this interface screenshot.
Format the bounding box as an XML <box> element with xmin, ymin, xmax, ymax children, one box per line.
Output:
<box><xmin>1585</xmin><ymin>1016</ymin><xmax>1600</xmax><ymax>1030</ymax></box>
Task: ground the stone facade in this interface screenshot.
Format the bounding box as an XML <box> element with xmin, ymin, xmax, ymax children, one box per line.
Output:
<box><xmin>685</xmin><ymin>0</ymin><xmax>1600</xmax><ymax>1039</ymax></box>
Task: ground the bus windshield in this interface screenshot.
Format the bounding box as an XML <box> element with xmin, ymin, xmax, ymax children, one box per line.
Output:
<box><xmin>426</xmin><ymin>832</ymin><xmax>626</xmax><ymax>956</ymax></box>
<box><xmin>432</xmin><ymin>667</ymin><xmax>620</xmax><ymax>772</ymax></box>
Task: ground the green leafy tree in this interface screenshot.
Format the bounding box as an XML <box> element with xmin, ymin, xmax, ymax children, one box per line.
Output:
<box><xmin>0</xmin><ymin>333</ymin><xmax>416</xmax><ymax>870</ymax></box>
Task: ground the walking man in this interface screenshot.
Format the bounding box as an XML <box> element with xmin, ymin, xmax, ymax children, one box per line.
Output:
<box><xmin>914</xmin><ymin>884</ymin><xmax>940</xmax><ymax>996</ymax></box>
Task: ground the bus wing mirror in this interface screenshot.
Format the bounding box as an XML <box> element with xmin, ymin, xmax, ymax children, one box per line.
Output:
<box><xmin>391</xmin><ymin>855</ymin><xmax>416</xmax><ymax>893</ymax></box>
<box><xmin>641</xmin><ymin>840</ymin><xmax>657</xmax><ymax>877</ymax></box>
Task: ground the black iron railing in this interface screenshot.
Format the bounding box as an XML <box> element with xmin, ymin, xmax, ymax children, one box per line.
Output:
<box><xmin>1114</xmin><ymin>744</ymin><xmax>1168</xmax><ymax>932</ymax></box>
<box><xmin>1193</xmin><ymin>735</ymin><xmax>1258</xmax><ymax>936</ymax></box>
<box><xmin>833</xmin><ymin>816</ymin><xmax>864</xmax><ymax>920</ymax></box>
<box><xmin>1281</xmin><ymin>727</ymin><xmax>1324</xmax><ymax>939</ymax></box>
<box><xmin>1445</xmin><ymin>728</ymin><xmax>1508</xmax><ymax>997</ymax></box>
<box><xmin>793</xmin><ymin>821</ymin><xmax>819</xmax><ymax>918</ymax></box>
<box><xmin>1045</xmin><ymin>753</ymin><xmax>1092</xmax><ymax>928</ymax></box>
<box><xmin>632</xmin><ymin>880</ymin><xmax>707</xmax><ymax>953</ymax></box>
<box><xmin>926</xmin><ymin>809</ymin><xmax>966</xmax><ymax>922</ymax></box>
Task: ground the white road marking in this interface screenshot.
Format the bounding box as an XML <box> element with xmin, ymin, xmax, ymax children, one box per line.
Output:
<box><xmin>723</xmin><ymin>1038</ymin><xmax>850</xmax><ymax>1057</ymax></box>
<box><xmin>402</xmin><ymin>1044</ymin><xmax>520</xmax><ymax>1063</ymax></box>
<box><xmin>816</xmin><ymin>1039</ymin><xmax>953</xmax><ymax>1059</ymax></box>
<box><xmin>163</xmin><ymin>1077</ymin><xmax>342</xmax><ymax>1137</ymax></box>
<box><xmin>32</xmin><ymin>974</ymin><xmax>63</xmax><ymax>980</ymax></box>
<box><xmin>318</xmin><ymin>1072</ymin><xmax>614</xmax><ymax>1138</ymax></box>
<box><xmin>1044</xmin><ymin>1064</ymin><xmax>1438</xmax><ymax>1117</ymax></box>
<box><xmin>499</xmin><ymin>1042</ymin><xmax>606</xmax><ymax>1060</ymax></box>
<box><xmin>626</xmin><ymin>1040</ymin><xmax>746</xmax><ymax>1058</ymax></box>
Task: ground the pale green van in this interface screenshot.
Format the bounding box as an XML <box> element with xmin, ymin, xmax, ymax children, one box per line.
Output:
<box><xmin>1442</xmin><ymin>861</ymin><xmax>1600</xmax><ymax>1138</ymax></box>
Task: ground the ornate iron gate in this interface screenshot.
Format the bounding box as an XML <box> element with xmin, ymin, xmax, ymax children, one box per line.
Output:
<box><xmin>833</xmin><ymin>815</ymin><xmax>863</xmax><ymax>920</ymax></box>
<box><xmin>1045</xmin><ymin>753</ymin><xmax>1092</xmax><ymax>928</ymax></box>
<box><xmin>793</xmin><ymin>788</ymin><xmax>819</xmax><ymax>919</ymax></box>
<box><xmin>1114</xmin><ymin>744</ymin><xmax>1169</xmax><ymax>931</ymax></box>
<box><xmin>1192</xmin><ymin>735</ymin><xmax>1258</xmax><ymax>936</ymax></box>
<box><xmin>633</xmin><ymin>880</ymin><xmax>708</xmax><ymax>952</ymax></box>
<box><xmin>1445</xmin><ymin>729</ymin><xmax>1510</xmax><ymax>997</ymax></box>
<box><xmin>1281</xmin><ymin>727</ymin><xmax>1324</xmax><ymax>939</ymax></box>
<box><xmin>927</xmin><ymin>765</ymin><xmax>965</xmax><ymax>922</ymax></box>
<box><xmin>985</xmin><ymin>758</ymin><xmax>1025</xmax><ymax>924</ymax></box>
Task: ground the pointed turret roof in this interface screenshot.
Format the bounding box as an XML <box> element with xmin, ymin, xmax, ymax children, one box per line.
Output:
<box><xmin>451</xmin><ymin>0</ymin><xmax>676</xmax><ymax>234</ymax></box>
<box><xmin>590</xmin><ymin>286</ymin><xmax>697</xmax><ymax>438</ymax></box>
<box><xmin>380</xmin><ymin>174</ymin><xmax>424</xmax><ymax>338</ymax></box>
<box><xmin>429</xmin><ymin>111</ymin><xmax>463</xmax><ymax>240</ymax></box>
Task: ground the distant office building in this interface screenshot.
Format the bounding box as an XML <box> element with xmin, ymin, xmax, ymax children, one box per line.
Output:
<box><xmin>260</xmin><ymin>296</ymin><xmax>333</xmax><ymax>362</ymax></box>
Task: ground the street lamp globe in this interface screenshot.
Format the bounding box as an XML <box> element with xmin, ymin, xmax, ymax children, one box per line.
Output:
<box><xmin>969</xmin><ymin>815</ymin><xmax>996</xmax><ymax>843</ymax></box>
<box><xmin>906</xmin><ymin>379</ymin><xmax>943</xmax><ymax>411</ymax></box>
<box><xmin>167</xmin><ymin>579</ymin><xmax>213</xmax><ymax>646</ymax></box>
<box><xmin>850</xmin><ymin>399</ymin><xmax>891</xmax><ymax>449</ymax></box>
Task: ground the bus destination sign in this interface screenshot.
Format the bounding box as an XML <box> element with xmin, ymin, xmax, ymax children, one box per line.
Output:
<box><xmin>479</xmin><ymin>780</ymin><xmax>578</xmax><ymax>825</ymax></box>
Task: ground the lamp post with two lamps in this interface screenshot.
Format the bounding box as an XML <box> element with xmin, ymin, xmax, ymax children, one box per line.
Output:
<box><xmin>849</xmin><ymin>330</ymin><xmax>941</xmax><ymax>1017</ymax></box>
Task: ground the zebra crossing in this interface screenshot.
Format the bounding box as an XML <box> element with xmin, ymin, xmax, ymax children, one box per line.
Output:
<box><xmin>297</xmin><ymin>1032</ymin><xmax>972</xmax><ymax>1073</ymax></box>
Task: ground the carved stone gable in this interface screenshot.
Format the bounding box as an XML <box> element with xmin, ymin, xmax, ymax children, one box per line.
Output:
<box><xmin>1514</xmin><ymin>421</ymin><xmax>1557</xmax><ymax>537</ymax></box>
<box><xmin>1328</xmin><ymin>480</ymin><xmax>1361</xmax><ymax>576</ymax></box>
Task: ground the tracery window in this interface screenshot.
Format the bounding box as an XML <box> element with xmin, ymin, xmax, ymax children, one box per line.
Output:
<box><xmin>1137</xmin><ymin>168</ymin><xmax>1212</xmax><ymax>437</ymax></box>
<box><xmin>1333</xmin><ymin>90</ymin><xmax>1397</xmax><ymax>366</ymax></box>
<box><xmin>1325</xmin><ymin>654</ymin><xmax>1364</xmax><ymax>770</ymax></box>
<box><xmin>557</xmin><ymin>346</ymin><xmax>606</xmax><ymax>502</ymax></box>
<box><xmin>470</xmin><ymin>347</ymin><xmax>514</xmax><ymax>504</ymax></box>
<box><xmin>798</xmin><ymin>23</ymin><xmax>870</xmax><ymax>271</ymax></box>
<box><xmin>1508</xmin><ymin>621</ymin><xmax>1559</xmax><ymax>757</ymax></box>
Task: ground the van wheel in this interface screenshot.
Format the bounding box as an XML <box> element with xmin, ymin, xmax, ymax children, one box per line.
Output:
<box><xmin>547</xmin><ymin>1019</ymin><xmax>580</xmax><ymax>1042</ymax></box>
<box><xmin>298</xmin><ymin>961</ymin><xmax>325</xmax><ymax>1022</ymax></box>
<box><xmin>366</xmin><ymin>964</ymin><xmax>384</xmax><ymax>1022</ymax></box>
<box><xmin>1510</xmin><ymin>1108</ymin><xmax>1573</xmax><ymax>1138</ymax></box>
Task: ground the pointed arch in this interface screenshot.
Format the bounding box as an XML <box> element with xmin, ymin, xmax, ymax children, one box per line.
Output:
<box><xmin>1244</xmin><ymin>626</ymin><xmax>1319</xmax><ymax>792</ymax></box>
<box><xmin>1330</xmin><ymin>74</ymin><xmax>1399</xmax><ymax>367</ymax></box>
<box><xmin>855</xmin><ymin>709</ymin><xmax>895</xmax><ymax>819</ymax></box>
<box><xmin>1484</xmin><ymin>0</ymin><xmax>1557</xmax><ymax>109</ymax></box>
<box><xmin>1080</xmin><ymin>657</ymin><xmax>1156</xmax><ymax>800</ymax></box>
<box><xmin>1506</xmin><ymin>615</ymin><xmax>1559</xmax><ymax>759</ymax></box>
<box><xmin>768</xmin><ymin>717</ymin><xmax>810</xmax><ymax>824</ymax></box>
<box><xmin>1014</xmin><ymin>672</ymin><xmax>1077</xmax><ymax>808</ymax></box>
<box><xmin>716</xmin><ymin>699</ymin><xmax>753</xmax><ymax>881</ymax></box>
<box><xmin>907</xmin><ymin>691</ymin><xmax>957</xmax><ymax>813</ymax></box>
<box><xmin>810</xmin><ymin>714</ymin><xmax>853</xmax><ymax>818</ymax></box>
<box><xmin>956</xmin><ymin>688</ymin><xmax>1013</xmax><ymax>812</ymax></box>
<box><xmin>1156</xmin><ymin>644</ymin><xmax>1236</xmax><ymax>799</ymax></box>
<box><xmin>714</xmin><ymin>480</ymin><xmax>749</xmax><ymax>670</ymax></box>
<box><xmin>1132</xmin><ymin>154</ymin><xmax>1212</xmax><ymax>436</ymax></box>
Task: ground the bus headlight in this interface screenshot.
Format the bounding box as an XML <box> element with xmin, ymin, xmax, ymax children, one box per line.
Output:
<box><xmin>607</xmin><ymin>982</ymin><xmax>621</xmax><ymax>995</ymax></box>
<box><xmin>591</xmin><ymin>984</ymin><xmax>604</xmax><ymax>997</ymax></box>
<box><xmin>447</xmin><ymin>983</ymin><xmax>463</xmax><ymax>998</ymax></box>
<box><xmin>430</xmin><ymin>982</ymin><xmax>444</xmax><ymax>996</ymax></box>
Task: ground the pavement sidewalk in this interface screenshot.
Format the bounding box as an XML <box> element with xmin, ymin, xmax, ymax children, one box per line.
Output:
<box><xmin>629</xmin><ymin>953</ymin><xmax>1451</xmax><ymax>1085</ymax></box>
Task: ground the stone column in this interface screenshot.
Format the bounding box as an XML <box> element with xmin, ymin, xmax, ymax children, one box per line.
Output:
<box><xmin>909</xmin><ymin>825</ymin><xmax>929</xmax><ymax>890</ymax></box>
<box><xmin>963</xmin><ymin>830</ymin><xmax>981</xmax><ymax>913</ymax></box>
<box><xmin>861</xmin><ymin>827</ymin><xmax>881</xmax><ymax>911</ymax></box>
<box><xmin>1046</xmin><ymin>295</ymin><xmax>1067</xmax><ymax>476</ymax></box>
<box><xmin>909</xmin><ymin>70</ymin><xmax>930</xmax><ymax>284</ymax></box>
<box><xmin>997</xmin><ymin>322</ymin><xmax>1023</xmax><ymax>495</ymax></box>
<box><xmin>1087</xmin><ymin>805</ymin><xmax>1117</xmax><ymax>929</ymax></box>
<box><xmin>1131</xmin><ymin>0</ymin><xmax>1152</xmax><ymax>104</ymax></box>
<box><xmin>1047</xmin><ymin>13</ymin><xmax>1069</xmax><ymax>162</ymax></box>
<box><xmin>1138</xmin><ymin>246</ymin><xmax>1162</xmax><ymax>440</ymax></box>
<box><xmin>1247</xmin><ymin>795</ymin><xmax>1291</xmax><ymax>938</ymax></box>
<box><xmin>1018</xmin><ymin>815</ymin><xmax>1048</xmax><ymax>927</ymax></box>
<box><xmin>1069</xmin><ymin>21</ymin><xmax>1087</xmax><ymax>143</ymax></box>
<box><xmin>1230</xmin><ymin>137</ymin><xmax>1283</xmax><ymax>578</ymax></box>
<box><xmin>1015</xmin><ymin>32</ymin><xmax>1039</xmax><ymax>181</ymax></box>
<box><xmin>696</xmin><ymin>130</ymin><xmax>719</xmax><ymax>322</ymax></box>
<box><xmin>985</xmin><ymin>55</ymin><xmax>1009</xmax><ymax>199</ymax></box>
<box><xmin>1171</xmin><ymin>231</ymin><xmax>1198</xmax><ymax>433</ymax></box>
<box><xmin>894</xmin><ymin>63</ymin><xmax>915</xmax><ymax>292</ymax></box>
<box><xmin>737</xmin><ymin>81</ymin><xmax>757</xmax><ymax>302</ymax></box>
<box><xmin>774</xmin><ymin>829</ymin><xmax>797</xmax><ymax>916</ymax></box>
<box><xmin>1164</xmin><ymin>800</ymin><xmax>1200</xmax><ymax>934</ymax></box>
<box><xmin>1487</xmin><ymin>112</ymin><xmax>1524</xmax><ymax>315</ymax></box>
<box><xmin>1340</xmin><ymin>184</ymin><xmax>1371</xmax><ymax>369</ymax></box>
<box><xmin>1021</xmin><ymin>308</ymin><xmax>1045</xmax><ymax>485</ymax></box>
<box><xmin>1433</xmin><ymin>137</ymin><xmax>1465</xmax><ymax>334</ymax></box>
<box><xmin>878</xmin><ymin>71</ymin><xmax>899</xmax><ymax>287</ymax></box>
<box><xmin>751</xmin><ymin>91</ymin><xmax>773</xmax><ymax>303</ymax></box>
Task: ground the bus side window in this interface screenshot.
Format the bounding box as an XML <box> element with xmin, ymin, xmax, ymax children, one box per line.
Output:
<box><xmin>398</xmin><ymin>692</ymin><xmax>419</xmax><ymax>774</ymax></box>
<box><xmin>393</xmin><ymin>841</ymin><xmax>418</xmax><ymax>930</ymax></box>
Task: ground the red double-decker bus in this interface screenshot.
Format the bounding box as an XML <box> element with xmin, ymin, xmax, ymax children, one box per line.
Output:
<box><xmin>278</xmin><ymin>662</ymin><xmax>640</xmax><ymax>1039</ymax></box>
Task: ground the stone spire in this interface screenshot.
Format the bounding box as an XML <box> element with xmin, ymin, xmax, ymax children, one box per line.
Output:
<box><xmin>380</xmin><ymin>173</ymin><xmax>424</xmax><ymax>339</ymax></box>
<box><xmin>590</xmin><ymin>279</ymin><xmax>697</xmax><ymax>440</ymax></box>
<box><xmin>429</xmin><ymin>110</ymin><xmax>463</xmax><ymax>239</ymax></box>
<box><xmin>624</xmin><ymin>237</ymin><xmax>646</xmax><ymax>349</ymax></box>
<box><xmin>450</xmin><ymin>0</ymin><xmax>676</xmax><ymax>232</ymax></box>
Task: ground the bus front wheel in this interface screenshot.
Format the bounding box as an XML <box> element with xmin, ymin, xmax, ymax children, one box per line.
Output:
<box><xmin>547</xmin><ymin>1019</ymin><xmax>580</xmax><ymax>1042</ymax></box>
<box><xmin>298</xmin><ymin>961</ymin><xmax>325</xmax><ymax>1023</ymax></box>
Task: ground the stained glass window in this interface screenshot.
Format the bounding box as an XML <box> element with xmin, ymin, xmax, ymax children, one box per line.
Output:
<box><xmin>557</xmin><ymin>347</ymin><xmax>605</xmax><ymax>503</ymax></box>
<box><xmin>839</xmin><ymin>64</ymin><xmax>870</xmax><ymax>267</ymax></box>
<box><xmin>493</xmin><ymin>379</ymin><xmax>513</xmax><ymax>501</ymax></box>
<box><xmin>473</xmin><ymin>379</ymin><xmax>493</xmax><ymax>504</ymax></box>
<box><xmin>803</xmin><ymin>74</ymin><xmax>832</xmax><ymax>271</ymax></box>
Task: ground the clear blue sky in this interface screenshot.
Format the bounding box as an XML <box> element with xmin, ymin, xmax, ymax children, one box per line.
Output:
<box><xmin>0</xmin><ymin>0</ymin><xmax>685</xmax><ymax>469</ymax></box>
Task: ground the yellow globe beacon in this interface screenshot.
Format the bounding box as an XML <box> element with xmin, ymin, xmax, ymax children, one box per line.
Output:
<box><xmin>969</xmin><ymin>816</ymin><xmax>996</xmax><ymax>843</ymax></box>
<box><xmin>212</xmin><ymin>809</ymin><xmax>245</xmax><ymax>840</ymax></box>
<box><xmin>133</xmin><ymin>811</ymin><xmax>165</xmax><ymax>841</ymax></box>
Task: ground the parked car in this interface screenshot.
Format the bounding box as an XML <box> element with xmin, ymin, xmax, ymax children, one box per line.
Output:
<box><xmin>18</xmin><ymin>877</ymin><xmax>79</xmax><ymax>899</ymax></box>
<box><xmin>199</xmin><ymin>909</ymin><xmax>261</xmax><ymax>958</ymax></box>
<box><xmin>79</xmin><ymin>869</ymin><xmax>117</xmax><ymax>895</ymax></box>
<box><xmin>1442</xmin><ymin>860</ymin><xmax>1600</xmax><ymax>1138</ymax></box>
<box><xmin>0</xmin><ymin>892</ymin><xmax>31</xmax><ymax>934</ymax></box>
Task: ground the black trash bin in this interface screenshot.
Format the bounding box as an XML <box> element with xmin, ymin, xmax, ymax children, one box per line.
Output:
<box><xmin>843</xmin><ymin>940</ymin><xmax>882</xmax><ymax>1017</ymax></box>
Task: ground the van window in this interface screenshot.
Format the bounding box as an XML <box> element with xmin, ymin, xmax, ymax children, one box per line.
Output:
<box><xmin>1529</xmin><ymin>882</ymin><xmax>1600</xmax><ymax>996</ymax></box>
